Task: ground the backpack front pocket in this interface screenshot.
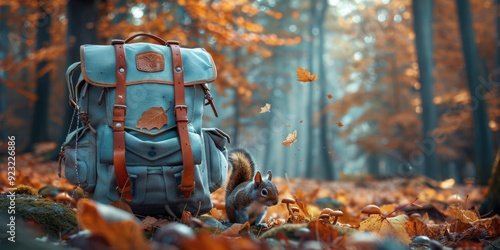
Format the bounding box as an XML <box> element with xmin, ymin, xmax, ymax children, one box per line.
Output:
<box><xmin>60</xmin><ymin>127</ymin><xmax>97</xmax><ymax>192</ymax></box>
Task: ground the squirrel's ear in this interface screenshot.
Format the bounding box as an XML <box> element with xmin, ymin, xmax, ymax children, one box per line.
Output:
<box><xmin>266</xmin><ymin>170</ymin><xmax>273</xmax><ymax>181</ymax></box>
<box><xmin>254</xmin><ymin>171</ymin><xmax>262</xmax><ymax>187</ymax></box>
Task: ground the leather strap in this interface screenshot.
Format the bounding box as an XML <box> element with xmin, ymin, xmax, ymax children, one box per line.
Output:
<box><xmin>168</xmin><ymin>40</ymin><xmax>195</xmax><ymax>198</ymax></box>
<box><xmin>125</xmin><ymin>32</ymin><xmax>168</xmax><ymax>45</ymax></box>
<box><xmin>112</xmin><ymin>39</ymin><xmax>133</xmax><ymax>202</ymax></box>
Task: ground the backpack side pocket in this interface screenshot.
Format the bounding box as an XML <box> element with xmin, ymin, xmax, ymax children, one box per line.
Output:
<box><xmin>202</xmin><ymin>128</ymin><xmax>230</xmax><ymax>192</ymax></box>
<box><xmin>60</xmin><ymin>127</ymin><xmax>97</xmax><ymax>192</ymax></box>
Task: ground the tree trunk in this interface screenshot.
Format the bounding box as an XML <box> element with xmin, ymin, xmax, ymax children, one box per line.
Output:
<box><xmin>413</xmin><ymin>0</ymin><xmax>439</xmax><ymax>180</ymax></box>
<box><xmin>479</xmin><ymin>148</ymin><xmax>500</xmax><ymax>216</ymax></box>
<box><xmin>232</xmin><ymin>49</ymin><xmax>242</xmax><ymax>146</ymax></box>
<box><xmin>30</xmin><ymin>2</ymin><xmax>52</xmax><ymax>151</ymax></box>
<box><xmin>496</xmin><ymin>0</ymin><xmax>500</xmax><ymax>151</ymax></box>
<box><xmin>52</xmin><ymin>0</ymin><xmax>98</xmax><ymax>159</ymax></box>
<box><xmin>456</xmin><ymin>0</ymin><xmax>494</xmax><ymax>185</ymax></box>
<box><xmin>305</xmin><ymin>0</ymin><xmax>317</xmax><ymax>178</ymax></box>
<box><xmin>317</xmin><ymin>0</ymin><xmax>335</xmax><ymax>180</ymax></box>
<box><xmin>367</xmin><ymin>153</ymin><xmax>380</xmax><ymax>177</ymax></box>
<box><xmin>0</xmin><ymin>5</ymin><xmax>8</xmax><ymax>142</ymax></box>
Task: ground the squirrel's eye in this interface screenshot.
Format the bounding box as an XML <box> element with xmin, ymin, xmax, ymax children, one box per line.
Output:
<box><xmin>261</xmin><ymin>188</ymin><xmax>268</xmax><ymax>197</ymax></box>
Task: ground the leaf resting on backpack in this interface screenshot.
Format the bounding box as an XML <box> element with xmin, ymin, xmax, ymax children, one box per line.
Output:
<box><xmin>136</xmin><ymin>107</ymin><xmax>168</xmax><ymax>130</ymax></box>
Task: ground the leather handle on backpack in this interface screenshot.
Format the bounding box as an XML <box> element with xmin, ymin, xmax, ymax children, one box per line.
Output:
<box><xmin>124</xmin><ymin>33</ymin><xmax>168</xmax><ymax>45</ymax></box>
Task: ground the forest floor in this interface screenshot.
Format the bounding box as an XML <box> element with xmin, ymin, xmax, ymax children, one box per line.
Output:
<box><xmin>0</xmin><ymin>147</ymin><xmax>499</xmax><ymax>249</ymax></box>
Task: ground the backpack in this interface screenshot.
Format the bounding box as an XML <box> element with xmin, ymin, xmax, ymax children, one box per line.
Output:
<box><xmin>59</xmin><ymin>33</ymin><xmax>230</xmax><ymax>217</ymax></box>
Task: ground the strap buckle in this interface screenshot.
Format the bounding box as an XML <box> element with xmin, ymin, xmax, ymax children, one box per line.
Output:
<box><xmin>174</xmin><ymin>105</ymin><xmax>189</xmax><ymax>122</ymax></box>
<box><xmin>167</xmin><ymin>40</ymin><xmax>180</xmax><ymax>45</ymax></box>
<box><xmin>178</xmin><ymin>182</ymin><xmax>195</xmax><ymax>197</ymax></box>
<box><xmin>111</xmin><ymin>39</ymin><xmax>125</xmax><ymax>45</ymax></box>
<box><xmin>113</xmin><ymin>104</ymin><xmax>127</xmax><ymax>116</ymax></box>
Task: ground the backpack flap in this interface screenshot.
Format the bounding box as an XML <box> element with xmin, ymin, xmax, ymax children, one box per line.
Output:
<box><xmin>80</xmin><ymin>43</ymin><xmax>217</xmax><ymax>86</ymax></box>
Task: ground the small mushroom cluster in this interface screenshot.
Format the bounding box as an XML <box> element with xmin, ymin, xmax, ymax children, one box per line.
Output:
<box><xmin>319</xmin><ymin>208</ymin><xmax>343</xmax><ymax>225</ymax></box>
<box><xmin>360</xmin><ymin>204</ymin><xmax>382</xmax><ymax>219</ymax></box>
<box><xmin>281</xmin><ymin>197</ymin><xmax>303</xmax><ymax>222</ymax></box>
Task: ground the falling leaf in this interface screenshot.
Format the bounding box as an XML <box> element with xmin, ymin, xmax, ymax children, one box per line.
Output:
<box><xmin>77</xmin><ymin>199</ymin><xmax>152</xmax><ymax>250</ymax></box>
<box><xmin>359</xmin><ymin>214</ymin><xmax>411</xmax><ymax>244</ymax></box>
<box><xmin>297</xmin><ymin>66</ymin><xmax>318</xmax><ymax>82</ymax></box>
<box><xmin>282</xmin><ymin>130</ymin><xmax>297</xmax><ymax>147</ymax></box>
<box><xmin>260</xmin><ymin>103</ymin><xmax>271</xmax><ymax>113</ymax></box>
<box><xmin>136</xmin><ymin>107</ymin><xmax>168</xmax><ymax>130</ymax></box>
<box><xmin>337</xmin><ymin>122</ymin><xmax>344</xmax><ymax>128</ymax></box>
<box><xmin>327</xmin><ymin>94</ymin><xmax>333</xmax><ymax>99</ymax></box>
<box><xmin>300</xmin><ymin>120</ymin><xmax>303</xmax><ymax>123</ymax></box>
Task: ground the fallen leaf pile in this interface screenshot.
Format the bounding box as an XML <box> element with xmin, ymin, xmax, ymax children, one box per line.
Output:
<box><xmin>0</xmin><ymin>153</ymin><xmax>498</xmax><ymax>249</ymax></box>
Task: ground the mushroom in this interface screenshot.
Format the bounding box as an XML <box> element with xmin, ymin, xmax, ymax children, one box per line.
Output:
<box><xmin>319</xmin><ymin>208</ymin><xmax>335</xmax><ymax>224</ymax></box>
<box><xmin>282</xmin><ymin>197</ymin><xmax>296</xmax><ymax>218</ymax></box>
<box><xmin>331</xmin><ymin>210</ymin><xmax>344</xmax><ymax>225</ymax></box>
<box><xmin>410</xmin><ymin>213</ymin><xmax>422</xmax><ymax>221</ymax></box>
<box><xmin>446</xmin><ymin>194</ymin><xmax>464</xmax><ymax>208</ymax></box>
<box><xmin>55</xmin><ymin>192</ymin><xmax>73</xmax><ymax>205</ymax></box>
<box><xmin>361</xmin><ymin>204</ymin><xmax>381</xmax><ymax>217</ymax></box>
<box><xmin>319</xmin><ymin>213</ymin><xmax>330</xmax><ymax>224</ymax></box>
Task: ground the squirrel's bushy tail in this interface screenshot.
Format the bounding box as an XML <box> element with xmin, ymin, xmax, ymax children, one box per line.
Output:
<box><xmin>225</xmin><ymin>149</ymin><xmax>256</xmax><ymax>199</ymax></box>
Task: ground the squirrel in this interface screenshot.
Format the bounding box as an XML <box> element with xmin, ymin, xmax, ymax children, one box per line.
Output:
<box><xmin>224</xmin><ymin>149</ymin><xmax>279</xmax><ymax>226</ymax></box>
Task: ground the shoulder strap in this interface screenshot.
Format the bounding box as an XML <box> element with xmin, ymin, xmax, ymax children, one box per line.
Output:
<box><xmin>110</xmin><ymin>38</ymin><xmax>195</xmax><ymax>201</ymax></box>
<box><xmin>168</xmin><ymin>40</ymin><xmax>195</xmax><ymax>198</ymax></box>
<box><xmin>112</xmin><ymin>39</ymin><xmax>133</xmax><ymax>202</ymax></box>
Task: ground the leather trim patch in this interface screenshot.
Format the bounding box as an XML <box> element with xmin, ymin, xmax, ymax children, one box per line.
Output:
<box><xmin>136</xmin><ymin>52</ymin><xmax>164</xmax><ymax>72</ymax></box>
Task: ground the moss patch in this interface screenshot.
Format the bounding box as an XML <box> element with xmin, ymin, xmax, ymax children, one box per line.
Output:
<box><xmin>14</xmin><ymin>185</ymin><xmax>39</xmax><ymax>196</ymax></box>
<box><xmin>0</xmin><ymin>194</ymin><xmax>77</xmax><ymax>238</ymax></box>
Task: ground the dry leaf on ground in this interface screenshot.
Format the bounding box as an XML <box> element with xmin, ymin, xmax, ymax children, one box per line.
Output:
<box><xmin>77</xmin><ymin>199</ymin><xmax>152</xmax><ymax>250</ymax></box>
<box><xmin>359</xmin><ymin>214</ymin><xmax>410</xmax><ymax>244</ymax></box>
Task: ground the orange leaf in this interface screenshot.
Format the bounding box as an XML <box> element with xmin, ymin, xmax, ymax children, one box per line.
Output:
<box><xmin>337</xmin><ymin>122</ymin><xmax>344</xmax><ymax>128</ymax></box>
<box><xmin>181</xmin><ymin>210</ymin><xmax>193</xmax><ymax>224</ymax></box>
<box><xmin>404</xmin><ymin>219</ymin><xmax>431</xmax><ymax>238</ymax></box>
<box><xmin>327</xmin><ymin>94</ymin><xmax>333</xmax><ymax>99</ymax></box>
<box><xmin>307</xmin><ymin>220</ymin><xmax>339</xmax><ymax>243</ymax></box>
<box><xmin>296</xmin><ymin>66</ymin><xmax>318</xmax><ymax>82</ymax></box>
<box><xmin>77</xmin><ymin>199</ymin><xmax>151</xmax><ymax>250</ymax></box>
<box><xmin>359</xmin><ymin>214</ymin><xmax>410</xmax><ymax>244</ymax></box>
<box><xmin>136</xmin><ymin>107</ymin><xmax>168</xmax><ymax>130</ymax></box>
<box><xmin>282</xmin><ymin>130</ymin><xmax>297</xmax><ymax>147</ymax></box>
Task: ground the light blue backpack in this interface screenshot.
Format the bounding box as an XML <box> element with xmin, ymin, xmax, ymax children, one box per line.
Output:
<box><xmin>59</xmin><ymin>33</ymin><xmax>229</xmax><ymax>217</ymax></box>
